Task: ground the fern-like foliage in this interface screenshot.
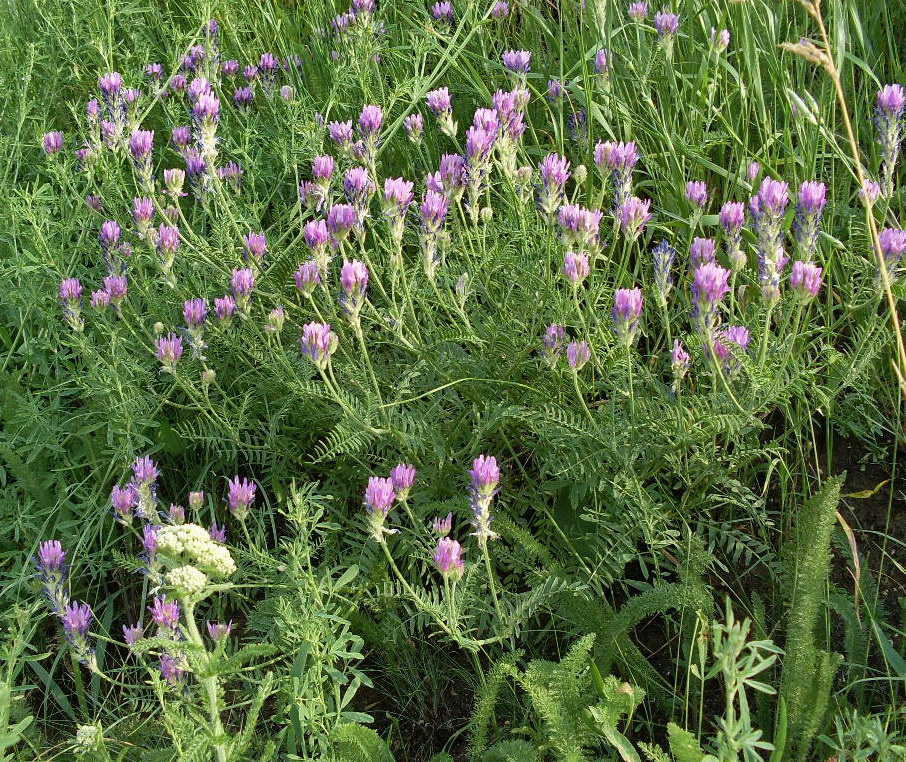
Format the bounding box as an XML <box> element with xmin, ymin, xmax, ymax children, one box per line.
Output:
<box><xmin>779</xmin><ymin>476</ymin><xmax>845</xmax><ymax>761</ymax></box>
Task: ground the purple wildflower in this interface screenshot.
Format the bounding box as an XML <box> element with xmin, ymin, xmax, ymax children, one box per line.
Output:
<box><xmin>720</xmin><ymin>202</ymin><xmax>746</xmax><ymax>271</ymax></box>
<box><xmin>617</xmin><ymin>196</ymin><xmax>652</xmax><ymax>241</ymax></box>
<box><xmin>502</xmin><ymin>49</ymin><xmax>531</xmax><ymax>75</ymax></box>
<box><xmin>469</xmin><ymin>455</ymin><xmax>499</xmax><ymax>544</ymax></box>
<box><xmin>294</xmin><ymin>261</ymin><xmax>321</xmax><ymax>297</ymax></box>
<box><xmin>243</xmin><ymin>232</ymin><xmax>267</xmax><ymax>264</ymax></box>
<box><xmin>691</xmin><ymin>262</ymin><xmax>730</xmax><ymax>331</ymax></box>
<box><xmin>207</xmin><ymin>621</ymin><xmax>233</xmax><ymax>642</ymax></box>
<box><xmin>209</xmin><ymin>522</ymin><xmax>227</xmax><ymax>543</ymax></box>
<box><xmin>419</xmin><ymin>190</ymin><xmax>450</xmax><ymax>279</ymax></box>
<box><xmin>652</xmin><ymin>239</ymin><xmax>675</xmax><ymax>303</ymax></box>
<box><xmin>685</xmin><ymin>180</ymin><xmax>708</xmax><ymax>211</ymax></box>
<box><xmin>36</xmin><ymin>540</ymin><xmax>68</xmax><ymax>614</ymax></box>
<box><xmin>432</xmin><ymin>513</ymin><xmax>453</xmax><ymax>537</ymax></box>
<box><xmin>628</xmin><ymin>2</ymin><xmax>648</xmax><ymax>20</ymax></box>
<box><xmin>567</xmin><ymin>340</ymin><xmax>591</xmax><ymax>370</ymax></box>
<box><xmin>562</xmin><ymin>251</ymin><xmax>590</xmax><ymax>286</ymax></box>
<box><xmin>542</xmin><ymin>323</ymin><xmax>566</xmax><ymax>366</ymax></box>
<box><xmin>340</xmin><ymin>259</ymin><xmax>369</xmax><ymax>323</ymax></box>
<box><xmin>231</xmin><ymin>268</ymin><xmax>254</xmax><ymax>310</ymax></box>
<box><xmin>111</xmin><ymin>485</ymin><xmax>136</xmax><ymax>523</ymax></box>
<box><xmin>365</xmin><ymin>476</ymin><xmax>396</xmax><ymax>541</ymax></box>
<box><xmin>537</xmin><ymin>153</ymin><xmax>571</xmax><ymax>222</ymax></box>
<box><xmin>156</xmin><ymin>333</ymin><xmax>183</xmax><ymax>372</ymax></box>
<box><xmin>594</xmin><ymin>140</ymin><xmax>638</xmax><ymax>207</ymax></box>
<box><xmin>227</xmin><ymin>476</ymin><xmax>256</xmax><ymax>520</ymax></box>
<box><xmin>43</xmin><ymin>131</ymin><xmax>63</xmax><ymax>155</ymax></box>
<box><xmin>61</xmin><ymin>602</ymin><xmax>94</xmax><ymax>664</ymax></box>
<box><xmin>794</xmin><ymin>181</ymin><xmax>827</xmax><ymax>259</ymax></box>
<box><xmin>122</xmin><ymin>623</ymin><xmax>144</xmax><ymax>646</ymax></box>
<box><xmin>299</xmin><ymin>322</ymin><xmax>338</xmax><ymax>370</ymax></box>
<box><xmin>404</xmin><ymin>113</ymin><xmax>424</xmax><ymax>142</ymax></box>
<box><xmin>390</xmin><ymin>463</ymin><xmax>417</xmax><ymax>502</ymax></box>
<box><xmin>60</xmin><ymin>278</ymin><xmax>84</xmax><ymax>331</ymax></box>
<box><xmin>876</xmin><ymin>84</ymin><xmax>906</xmax><ymax>196</ymax></box>
<box><xmin>613</xmin><ymin>287</ymin><xmax>643</xmax><ymax>345</ymax></box>
<box><xmin>690</xmin><ymin>237</ymin><xmax>717</xmax><ymax>268</ymax></box>
<box><xmin>434</xmin><ymin>537</ymin><xmax>465</xmax><ymax>580</ymax></box>
<box><xmin>790</xmin><ymin>260</ymin><xmax>823</xmax><ymax>301</ymax></box>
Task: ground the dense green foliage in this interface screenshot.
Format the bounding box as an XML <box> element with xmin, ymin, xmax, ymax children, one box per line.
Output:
<box><xmin>0</xmin><ymin>0</ymin><xmax>905</xmax><ymax>758</ymax></box>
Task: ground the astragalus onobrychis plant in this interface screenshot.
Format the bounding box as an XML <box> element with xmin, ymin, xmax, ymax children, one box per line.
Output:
<box><xmin>6</xmin><ymin>0</ymin><xmax>906</xmax><ymax>756</ymax></box>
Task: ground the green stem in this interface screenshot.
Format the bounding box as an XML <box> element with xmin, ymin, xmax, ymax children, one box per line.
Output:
<box><xmin>183</xmin><ymin>600</ymin><xmax>227</xmax><ymax>762</ymax></box>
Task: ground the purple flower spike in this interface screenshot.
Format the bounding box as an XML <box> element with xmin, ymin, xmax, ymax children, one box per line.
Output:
<box><xmin>790</xmin><ymin>260</ymin><xmax>823</xmax><ymax>301</ymax></box>
<box><xmin>557</xmin><ymin>204</ymin><xmax>603</xmax><ymax>250</ymax></box>
<box><xmin>567</xmin><ymin>340</ymin><xmax>591</xmax><ymax>371</ymax></box>
<box><xmin>214</xmin><ymin>295</ymin><xmax>237</xmax><ymax>324</ymax></box>
<box><xmin>294</xmin><ymin>261</ymin><xmax>321</xmax><ymax>297</ymax></box>
<box><xmin>149</xmin><ymin>595</ymin><xmax>180</xmax><ymax>636</ymax></box>
<box><xmin>876</xmin><ymin>84</ymin><xmax>906</xmax><ymax>196</ymax></box>
<box><xmin>434</xmin><ymin>537</ymin><xmax>465</xmax><ymax>580</ymax></box>
<box><xmin>879</xmin><ymin>227</ymin><xmax>906</xmax><ymax>280</ymax></box>
<box><xmin>209</xmin><ymin>522</ymin><xmax>227</xmax><ymax>543</ymax></box>
<box><xmin>671</xmin><ymin>339</ymin><xmax>690</xmax><ymax>385</ymax></box>
<box><xmin>562</xmin><ymin>251</ymin><xmax>590</xmax><ymax>286</ymax></box>
<box><xmin>231</xmin><ymin>268</ymin><xmax>255</xmax><ymax>310</ymax></box>
<box><xmin>433</xmin><ymin>512</ymin><xmax>453</xmax><ymax>536</ymax></box>
<box><xmin>628</xmin><ymin>2</ymin><xmax>648</xmax><ymax>20</ymax></box>
<box><xmin>156</xmin><ymin>333</ymin><xmax>183</xmax><ymax>372</ymax></box>
<box><xmin>720</xmin><ymin>202</ymin><xmax>747</xmax><ymax>271</ymax></box>
<box><xmin>122</xmin><ymin>623</ymin><xmax>144</xmax><ymax>646</ymax></box>
<box><xmin>491</xmin><ymin>1</ymin><xmax>509</xmax><ymax>18</ymax></box>
<box><xmin>432</xmin><ymin>1</ymin><xmax>454</xmax><ymax>22</ymax></box>
<box><xmin>612</xmin><ymin>287</ymin><xmax>643</xmax><ymax>345</ymax></box>
<box><xmin>382</xmin><ymin>177</ymin><xmax>415</xmax><ymax>248</ymax></box>
<box><xmin>358</xmin><ymin>104</ymin><xmax>383</xmax><ymax>137</ymax></box>
<box><xmin>365</xmin><ymin>476</ymin><xmax>396</xmax><ymax>541</ymax></box>
<box><xmin>690</xmin><ymin>237</ymin><xmax>717</xmax><ymax>268</ymax></box>
<box><xmin>340</xmin><ymin>259</ymin><xmax>369</xmax><ymax>322</ymax></box>
<box><xmin>326</xmin><ymin>203</ymin><xmax>358</xmax><ymax>242</ymax></box>
<box><xmin>419</xmin><ymin>190</ymin><xmax>450</xmax><ymax>279</ymax></box>
<box><xmin>594</xmin><ymin>49</ymin><xmax>609</xmax><ymax>75</ymax></box>
<box><xmin>328</xmin><ymin>120</ymin><xmax>354</xmax><ymax>148</ymax></box>
<box><xmin>233</xmin><ymin>87</ymin><xmax>254</xmax><ymax>109</ymax></box>
<box><xmin>749</xmin><ymin>177</ymin><xmax>790</xmax><ymax>304</ymax></box>
<box><xmin>43</xmin><ymin>131</ymin><xmax>63</xmax><ymax>155</ymax></box>
<box><xmin>390</xmin><ymin>463</ymin><xmax>417</xmax><ymax>502</ymax></box>
<box><xmin>537</xmin><ymin>153</ymin><xmax>571</xmax><ymax>222</ymax></box>
<box><xmin>299</xmin><ymin>322</ymin><xmax>338</xmax><ymax>370</ymax></box>
<box><xmin>404</xmin><ymin>113</ymin><xmax>424</xmax><ymax>142</ymax></box>
<box><xmin>60</xmin><ymin>278</ymin><xmax>84</xmax><ymax>331</ymax></box>
<box><xmin>594</xmin><ymin>140</ymin><xmax>638</xmax><ymax>207</ymax></box>
<box><xmin>617</xmin><ymin>196</ymin><xmax>652</xmax><ymax>241</ymax></box>
<box><xmin>691</xmin><ymin>262</ymin><xmax>731</xmax><ymax>331</ymax></box>
<box><xmin>61</xmin><ymin>602</ymin><xmax>94</xmax><ymax>664</ymax></box>
<box><xmin>227</xmin><ymin>476</ymin><xmax>256</xmax><ymax>520</ymax></box>
<box><xmin>542</xmin><ymin>323</ymin><xmax>566</xmax><ymax>366</ymax></box>
<box><xmin>654</xmin><ymin>10</ymin><xmax>679</xmax><ymax>37</ymax></box>
<box><xmin>652</xmin><ymin>239</ymin><xmax>675</xmax><ymax>303</ymax></box>
<box><xmin>243</xmin><ymin>232</ymin><xmax>267</xmax><ymax>264</ymax></box>
<box><xmin>426</xmin><ymin>87</ymin><xmax>452</xmax><ymax>115</ymax></box>
<box><xmin>207</xmin><ymin>620</ymin><xmax>233</xmax><ymax>642</ymax></box>
<box><xmin>468</xmin><ymin>454</ymin><xmax>500</xmax><ymax>544</ymax></box>
<box><xmin>685</xmin><ymin>181</ymin><xmax>708</xmax><ymax>210</ymax></box>
<box><xmin>141</xmin><ymin>525</ymin><xmax>158</xmax><ymax>560</ymax></box>
<box><xmin>90</xmin><ymin>290</ymin><xmax>110</xmax><ymax>310</ymax></box>
<box><xmin>111</xmin><ymin>485</ymin><xmax>137</xmax><ymax>523</ymax></box>
<box><xmin>183</xmin><ymin>298</ymin><xmax>207</xmax><ymax>327</ymax></box>
<box><xmin>711</xmin><ymin>27</ymin><xmax>730</xmax><ymax>51</ymax></box>
<box><xmin>343</xmin><ymin>166</ymin><xmax>376</xmax><ymax>223</ymax></box>
<box><xmin>36</xmin><ymin>539</ymin><xmax>68</xmax><ymax>614</ymax></box>
<box><xmin>794</xmin><ymin>181</ymin><xmax>827</xmax><ymax>259</ymax></box>
<box><xmin>502</xmin><ymin>49</ymin><xmax>531</xmax><ymax>75</ymax></box>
